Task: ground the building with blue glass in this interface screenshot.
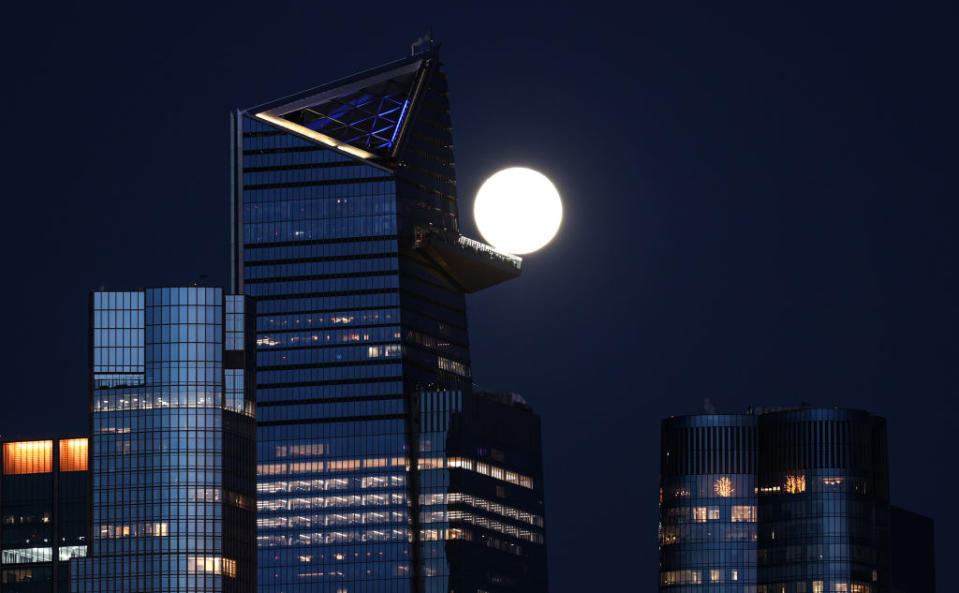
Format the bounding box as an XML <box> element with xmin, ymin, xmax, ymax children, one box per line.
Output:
<box><xmin>71</xmin><ymin>288</ymin><xmax>256</xmax><ymax>593</ymax></box>
<box><xmin>659</xmin><ymin>407</ymin><xmax>934</xmax><ymax>593</ymax></box>
<box><xmin>1</xmin><ymin>436</ymin><xmax>88</xmax><ymax>593</ymax></box>
<box><xmin>232</xmin><ymin>45</ymin><xmax>547</xmax><ymax>593</ymax></box>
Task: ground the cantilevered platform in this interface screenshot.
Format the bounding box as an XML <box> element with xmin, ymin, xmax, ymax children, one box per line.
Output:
<box><xmin>409</xmin><ymin>226</ymin><xmax>522</xmax><ymax>293</ymax></box>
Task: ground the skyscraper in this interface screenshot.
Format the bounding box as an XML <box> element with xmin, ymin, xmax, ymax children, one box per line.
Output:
<box><xmin>659</xmin><ymin>415</ymin><xmax>758</xmax><ymax>591</ymax></box>
<box><xmin>659</xmin><ymin>407</ymin><xmax>934</xmax><ymax>593</ymax></box>
<box><xmin>1</xmin><ymin>436</ymin><xmax>88</xmax><ymax>593</ymax></box>
<box><xmin>72</xmin><ymin>288</ymin><xmax>256</xmax><ymax>593</ymax></box>
<box><xmin>232</xmin><ymin>46</ymin><xmax>547</xmax><ymax>593</ymax></box>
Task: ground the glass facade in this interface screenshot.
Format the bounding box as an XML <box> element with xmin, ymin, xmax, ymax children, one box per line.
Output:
<box><xmin>234</xmin><ymin>48</ymin><xmax>547</xmax><ymax>593</ymax></box>
<box><xmin>660</xmin><ymin>415</ymin><xmax>759</xmax><ymax>592</ymax></box>
<box><xmin>660</xmin><ymin>408</ymin><xmax>910</xmax><ymax>593</ymax></box>
<box><xmin>0</xmin><ymin>437</ymin><xmax>88</xmax><ymax>593</ymax></box>
<box><xmin>72</xmin><ymin>288</ymin><xmax>256</xmax><ymax>593</ymax></box>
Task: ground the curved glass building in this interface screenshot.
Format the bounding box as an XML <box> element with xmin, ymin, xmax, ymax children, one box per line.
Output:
<box><xmin>660</xmin><ymin>407</ymin><xmax>926</xmax><ymax>593</ymax></box>
<box><xmin>757</xmin><ymin>408</ymin><xmax>889</xmax><ymax>593</ymax></box>
<box><xmin>72</xmin><ymin>288</ymin><xmax>256</xmax><ymax>593</ymax></box>
<box><xmin>660</xmin><ymin>415</ymin><xmax>759</xmax><ymax>592</ymax></box>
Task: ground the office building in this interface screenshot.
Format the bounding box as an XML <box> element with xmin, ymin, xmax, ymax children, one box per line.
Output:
<box><xmin>232</xmin><ymin>45</ymin><xmax>548</xmax><ymax>593</ymax></box>
<box><xmin>0</xmin><ymin>437</ymin><xmax>88</xmax><ymax>593</ymax></box>
<box><xmin>888</xmin><ymin>507</ymin><xmax>935</xmax><ymax>593</ymax></box>
<box><xmin>71</xmin><ymin>288</ymin><xmax>256</xmax><ymax>593</ymax></box>
<box><xmin>659</xmin><ymin>407</ymin><xmax>934</xmax><ymax>593</ymax></box>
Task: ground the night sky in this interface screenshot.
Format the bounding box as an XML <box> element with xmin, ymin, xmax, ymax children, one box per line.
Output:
<box><xmin>1</xmin><ymin>2</ymin><xmax>955</xmax><ymax>589</ymax></box>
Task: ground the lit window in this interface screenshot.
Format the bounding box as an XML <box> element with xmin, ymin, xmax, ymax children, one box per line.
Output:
<box><xmin>187</xmin><ymin>556</ymin><xmax>236</xmax><ymax>577</ymax></box>
<box><xmin>58</xmin><ymin>546</ymin><xmax>86</xmax><ymax>561</ymax></box>
<box><xmin>707</xmin><ymin>507</ymin><xmax>720</xmax><ymax>520</ymax></box>
<box><xmin>813</xmin><ymin>581</ymin><xmax>824</xmax><ymax>593</ymax></box>
<box><xmin>59</xmin><ymin>439</ymin><xmax>88</xmax><ymax>472</ymax></box>
<box><xmin>1</xmin><ymin>548</ymin><xmax>53</xmax><ymax>564</ymax></box>
<box><xmin>731</xmin><ymin>505</ymin><xmax>757</xmax><ymax>522</ymax></box>
<box><xmin>710</xmin><ymin>569</ymin><xmax>720</xmax><ymax>582</ymax></box>
<box><xmin>692</xmin><ymin>507</ymin><xmax>708</xmax><ymax>522</ymax></box>
<box><xmin>784</xmin><ymin>474</ymin><xmax>806</xmax><ymax>494</ymax></box>
<box><xmin>714</xmin><ymin>476</ymin><xmax>734</xmax><ymax>497</ymax></box>
<box><xmin>731</xmin><ymin>570</ymin><xmax>738</xmax><ymax>581</ymax></box>
<box><xmin>2</xmin><ymin>441</ymin><xmax>53</xmax><ymax>475</ymax></box>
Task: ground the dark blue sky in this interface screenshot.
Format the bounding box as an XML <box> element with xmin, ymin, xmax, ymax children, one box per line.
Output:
<box><xmin>1</xmin><ymin>2</ymin><xmax>955</xmax><ymax>589</ymax></box>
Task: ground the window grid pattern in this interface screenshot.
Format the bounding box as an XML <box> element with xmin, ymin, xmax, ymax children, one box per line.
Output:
<box><xmin>72</xmin><ymin>288</ymin><xmax>255</xmax><ymax>593</ymax></box>
<box><xmin>660</xmin><ymin>416</ymin><xmax>759</xmax><ymax>593</ymax></box>
<box><xmin>1</xmin><ymin>435</ymin><xmax>88</xmax><ymax>593</ymax></box>
<box><xmin>238</xmin><ymin>53</ymin><xmax>547</xmax><ymax>593</ymax></box>
<box><xmin>660</xmin><ymin>410</ymin><xmax>891</xmax><ymax>593</ymax></box>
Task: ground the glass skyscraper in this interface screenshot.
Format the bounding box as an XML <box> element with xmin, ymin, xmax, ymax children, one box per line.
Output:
<box><xmin>1</xmin><ymin>436</ymin><xmax>88</xmax><ymax>593</ymax></box>
<box><xmin>72</xmin><ymin>288</ymin><xmax>256</xmax><ymax>593</ymax></box>
<box><xmin>659</xmin><ymin>415</ymin><xmax>759</xmax><ymax>591</ymax></box>
<box><xmin>659</xmin><ymin>407</ymin><xmax>933</xmax><ymax>593</ymax></box>
<box><xmin>232</xmin><ymin>46</ymin><xmax>547</xmax><ymax>593</ymax></box>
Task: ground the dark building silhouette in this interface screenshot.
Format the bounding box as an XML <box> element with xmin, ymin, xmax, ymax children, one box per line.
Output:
<box><xmin>72</xmin><ymin>288</ymin><xmax>256</xmax><ymax>593</ymax></box>
<box><xmin>232</xmin><ymin>46</ymin><xmax>548</xmax><ymax>593</ymax></box>
<box><xmin>888</xmin><ymin>507</ymin><xmax>935</xmax><ymax>593</ymax></box>
<box><xmin>660</xmin><ymin>407</ymin><xmax>934</xmax><ymax>593</ymax></box>
<box><xmin>0</xmin><ymin>437</ymin><xmax>88</xmax><ymax>593</ymax></box>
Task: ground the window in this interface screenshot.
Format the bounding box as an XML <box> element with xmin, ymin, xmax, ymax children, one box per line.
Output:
<box><xmin>58</xmin><ymin>546</ymin><xmax>86</xmax><ymax>561</ymax></box>
<box><xmin>710</xmin><ymin>569</ymin><xmax>720</xmax><ymax>582</ymax></box>
<box><xmin>731</xmin><ymin>505</ymin><xmax>757</xmax><ymax>522</ymax></box>
<box><xmin>813</xmin><ymin>581</ymin><xmax>824</xmax><ymax>593</ymax></box>
<box><xmin>707</xmin><ymin>507</ymin><xmax>720</xmax><ymax>520</ymax></box>
<box><xmin>731</xmin><ymin>570</ymin><xmax>738</xmax><ymax>581</ymax></box>
<box><xmin>59</xmin><ymin>439</ymin><xmax>88</xmax><ymax>472</ymax></box>
<box><xmin>2</xmin><ymin>442</ymin><xmax>53</xmax><ymax>475</ymax></box>
<box><xmin>1</xmin><ymin>548</ymin><xmax>52</xmax><ymax>564</ymax></box>
<box><xmin>692</xmin><ymin>507</ymin><xmax>708</xmax><ymax>522</ymax></box>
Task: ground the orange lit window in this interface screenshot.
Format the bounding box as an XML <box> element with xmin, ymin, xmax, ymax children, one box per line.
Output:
<box><xmin>60</xmin><ymin>439</ymin><xmax>88</xmax><ymax>472</ymax></box>
<box><xmin>3</xmin><ymin>441</ymin><xmax>53</xmax><ymax>475</ymax></box>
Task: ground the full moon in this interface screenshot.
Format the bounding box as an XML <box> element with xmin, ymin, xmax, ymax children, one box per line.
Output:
<box><xmin>473</xmin><ymin>167</ymin><xmax>563</xmax><ymax>255</ymax></box>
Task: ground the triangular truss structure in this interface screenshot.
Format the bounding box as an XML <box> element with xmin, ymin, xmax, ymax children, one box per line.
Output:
<box><xmin>248</xmin><ymin>55</ymin><xmax>431</xmax><ymax>160</ymax></box>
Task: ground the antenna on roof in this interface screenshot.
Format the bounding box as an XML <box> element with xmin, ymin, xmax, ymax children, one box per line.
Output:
<box><xmin>411</xmin><ymin>30</ymin><xmax>433</xmax><ymax>56</ymax></box>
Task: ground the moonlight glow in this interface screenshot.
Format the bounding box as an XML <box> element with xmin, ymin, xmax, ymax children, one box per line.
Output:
<box><xmin>473</xmin><ymin>167</ymin><xmax>562</xmax><ymax>255</ymax></box>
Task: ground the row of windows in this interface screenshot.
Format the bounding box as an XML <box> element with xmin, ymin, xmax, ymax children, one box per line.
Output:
<box><xmin>243</xmin><ymin>165</ymin><xmax>393</xmax><ymax>187</ymax></box>
<box><xmin>257</xmin><ymin>475</ymin><xmax>405</xmax><ymax>497</ymax></box>
<box><xmin>257</xmin><ymin>326</ymin><xmax>401</xmax><ymax>349</ymax></box>
<box><xmin>246</xmin><ymin>256</ymin><xmax>398</xmax><ymax>280</ymax></box>
<box><xmin>257</xmin><ymin>528</ymin><xmax>409</xmax><ymax>547</ymax></box>
<box><xmin>0</xmin><ymin>546</ymin><xmax>85</xmax><ymax>565</ymax></box>
<box><xmin>661</xmin><ymin>569</ymin><xmax>747</xmax><ymax>586</ymax></box>
<box><xmin>660</xmin><ymin>524</ymin><xmax>758</xmax><ymax>546</ymax></box>
<box><xmin>662</xmin><ymin>505</ymin><xmax>757</xmax><ymax>524</ymax></box>
<box><xmin>145</xmin><ymin>305</ymin><xmax>224</xmax><ymax>326</ymax></box>
<box><xmin>245</xmin><ymin>216</ymin><xmax>397</xmax><ymax>244</ymax></box>
<box><xmin>259</xmin><ymin>511</ymin><xmax>407</xmax><ymax>529</ymax></box>
<box><xmin>757</xmin><ymin>543</ymin><xmax>877</xmax><ymax>564</ymax></box>
<box><xmin>243</xmin><ymin>179</ymin><xmax>391</xmax><ymax>206</ymax></box>
<box><xmin>421</xmin><ymin>492</ymin><xmax>544</xmax><ymax>527</ymax></box>
<box><xmin>93</xmin><ymin>388</ymin><xmax>229</xmax><ymax>412</ymax></box>
<box><xmin>258</xmin><ymin>309</ymin><xmax>398</xmax><ymax>333</ymax></box>
<box><xmin>258</xmin><ymin>399</ymin><xmax>406</xmax><ymax>423</ymax></box>
<box><xmin>257</xmin><ymin>380</ymin><xmax>403</xmax><ymax>403</ymax></box>
<box><xmin>253</xmin><ymin>292</ymin><xmax>399</xmax><ymax>315</ymax></box>
<box><xmin>93</xmin><ymin>470</ymin><xmax>223</xmax><ymax>490</ymax></box>
<box><xmin>245</xmin><ymin>273</ymin><xmax>399</xmax><ymax>298</ymax></box>
<box><xmin>244</xmin><ymin>239</ymin><xmax>398</xmax><ymax>263</ymax></box>
<box><xmin>258</xmin><ymin>343</ymin><xmax>402</xmax><ymax>367</ymax></box>
<box><xmin>241</xmin><ymin>133</ymin><xmax>353</xmax><ymax>163</ymax></box>
<box><xmin>257</xmin><ymin>363</ymin><xmax>403</xmax><ymax>385</ymax></box>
